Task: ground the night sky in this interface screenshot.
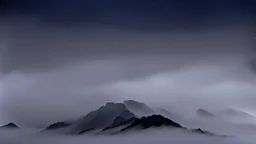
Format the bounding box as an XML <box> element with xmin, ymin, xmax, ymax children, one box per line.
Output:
<box><xmin>1</xmin><ymin>0</ymin><xmax>256</xmax><ymax>26</ymax></box>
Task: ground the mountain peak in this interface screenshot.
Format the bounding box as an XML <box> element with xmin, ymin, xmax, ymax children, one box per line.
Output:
<box><xmin>1</xmin><ymin>122</ymin><xmax>19</xmax><ymax>129</ymax></box>
<box><xmin>196</xmin><ymin>108</ymin><xmax>214</xmax><ymax>117</ymax></box>
<box><xmin>67</xmin><ymin>102</ymin><xmax>135</xmax><ymax>134</ymax></box>
<box><xmin>105</xmin><ymin>102</ymin><xmax>125</xmax><ymax>107</ymax></box>
<box><xmin>121</xmin><ymin>114</ymin><xmax>183</xmax><ymax>131</ymax></box>
<box><xmin>105</xmin><ymin>102</ymin><xmax>116</xmax><ymax>106</ymax></box>
<box><xmin>42</xmin><ymin>100</ymin><xmax>220</xmax><ymax>137</ymax></box>
<box><xmin>123</xmin><ymin>100</ymin><xmax>144</xmax><ymax>107</ymax></box>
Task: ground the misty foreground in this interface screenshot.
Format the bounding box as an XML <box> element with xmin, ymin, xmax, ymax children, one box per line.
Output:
<box><xmin>0</xmin><ymin>128</ymin><xmax>253</xmax><ymax>144</ymax></box>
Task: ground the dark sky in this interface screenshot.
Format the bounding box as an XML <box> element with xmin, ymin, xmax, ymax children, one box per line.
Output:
<box><xmin>1</xmin><ymin>0</ymin><xmax>256</xmax><ymax>75</ymax></box>
<box><xmin>1</xmin><ymin>0</ymin><xmax>256</xmax><ymax>127</ymax></box>
<box><xmin>1</xmin><ymin>0</ymin><xmax>256</xmax><ymax>24</ymax></box>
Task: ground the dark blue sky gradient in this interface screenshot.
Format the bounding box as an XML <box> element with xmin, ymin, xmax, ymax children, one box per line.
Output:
<box><xmin>1</xmin><ymin>0</ymin><xmax>256</xmax><ymax>74</ymax></box>
<box><xmin>1</xmin><ymin>0</ymin><xmax>256</xmax><ymax>27</ymax></box>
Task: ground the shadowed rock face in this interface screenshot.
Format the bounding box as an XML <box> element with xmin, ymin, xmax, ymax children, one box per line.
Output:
<box><xmin>102</xmin><ymin>117</ymin><xmax>137</xmax><ymax>131</ymax></box>
<box><xmin>119</xmin><ymin>109</ymin><xmax>136</xmax><ymax>119</ymax></box>
<box><xmin>69</xmin><ymin>102</ymin><xmax>137</xmax><ymax>134</ymax></box>
<box><xmin>111</xmin><ymin>116</ymin><xmax>126</xmax><ymax>127</ymax></box>
<box><xmin>45</xmin><ymin>122</ymin><xmax>71</xmax><ymax>130</ymax></box>
<box><xmin>77</xmin><ymin>103</ymin><xmax>126</xmax><ymax>130</ymax></box>
<box><xmin>121</xmin><ymin>115</ymin><xmax>183</xmax><ymax>131</ymax></box>
<box><xmin>117</xmin><ymin>115</ymin><xmax>218</xmax><ymax>136</ymax></box>
<box><xmin>43</xmin><ymin>102</ymin><xmax>136</xmax><ymax>134</ymax></box>
<box><xmin>196</xmin><ymin>109</ymin><xmax>214</xmax><ymax>117</ymax></box>
<box><xmin>110</xmin><ymin>109</ymin><xmax>136</xmax><ymax>126</ymax></box>
<box><xmin>0</xmin><ymin>123</ymin><xmax>19</xmax><ymax>129</ymax></box>
<box><xmin>123</xmin><ymin>100</ymin><xmax>156</xmax><ymax>117</ymax></box>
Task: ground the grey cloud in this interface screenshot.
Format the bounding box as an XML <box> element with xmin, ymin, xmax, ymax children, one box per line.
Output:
<box><xmin>0</xmin><ymin>17</ymin><xmax>253</xmax><ymax>75</ymax></box>
<box><xmin>1</xmin><ymin>15</ymin><xmax>256</xmax><ymax>128</ymax></box>
<box><xmin>1</xmin><ymin>55</ymin><xmax>256</xmax><ymax>127</ymax></box>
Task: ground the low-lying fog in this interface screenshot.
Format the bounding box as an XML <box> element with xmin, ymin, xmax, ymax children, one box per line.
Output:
<box><xmin>0</xmin><ymin>128</ymin><xmax>254</xmax><ymax>144</ymax></box>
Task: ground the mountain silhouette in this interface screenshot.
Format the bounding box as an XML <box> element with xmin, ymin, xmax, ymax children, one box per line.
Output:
<box><xmin>123</xmin><ymin>100</ymin><xmax>156</xmax><ymax>117</ymax></box>
<box><xmin>110</xmin><ymin>109</ymin><xmax>137</xmax><ymax>127</ymax></box>
<box><xmin>196</xmin><ymin>108</ymin><xmax>214</xmax><ymax>118</ymax></box>
<box><xmin>216</xmin><ymin>108</ymin><xmax>256</xmax><ymax>124</ymax></box>
<box><xmin>42</xmin><ymin>100</ymin><xmax>220</xmax><ymax>136</ymax></box>
<box><xmin>102</xmin><ymin>117</ymin><xmax>137</xmax><ymax>131</ymax></box>
<box><xmin>66</xmin><ymin>102</ymin><xmax>135</xmax><ymax>134</ymax></box>
<box><xmin>0</xmin><ymin>123</ymin><xmax>19</xmax><ymax>129</ymax></box>
<box><xmin>45</xmin><ymin>122</ymin><xmax>71</xmax><ymax>130</ymax></box>
<box><xmin>121</xmin><ymin>115</ymin><xmax>183</xmax><ymax>132</ymax></box>
<box><xmin>45</xmin><ymin>100</ymin><xmax>177</xmax><ymax>133</ymax></box>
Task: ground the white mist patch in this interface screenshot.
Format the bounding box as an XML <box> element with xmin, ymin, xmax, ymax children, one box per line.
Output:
<box><xmin>99</xmin><ymin>62</ymin><xmax>256</xmax><ymax>112</ymax></box>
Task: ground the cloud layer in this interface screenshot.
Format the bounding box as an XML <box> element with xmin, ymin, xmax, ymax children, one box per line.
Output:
<box><xmin>1</xmin><ymin>0</ymin><xmax>256</xmax><ymax>128</ymax></box>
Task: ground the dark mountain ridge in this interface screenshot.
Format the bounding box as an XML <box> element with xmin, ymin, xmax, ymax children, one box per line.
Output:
<box><xmin>44</xmin><ymin>122</ymin><xmax>71</xmax><ymax>130</ymax></box>
<box><xmin>0</xmin><ymin>122</ymin><xmax>19</xmax><ymax>129</ymax></box>
<box><xmin>42</xmin><ymin>100</ymin><xmax>221</xmax><ymax>137</ymax></box>
<box><xmin>121</xmin><ymin>114</ymin><xmax>183</xmax><ymax>132</ymax></box>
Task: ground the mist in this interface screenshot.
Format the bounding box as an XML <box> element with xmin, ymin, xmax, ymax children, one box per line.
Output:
<box><xmin>0</xmin><ymin>128</ymin><xmax>252</xmax><ymax>144</ymax></box>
